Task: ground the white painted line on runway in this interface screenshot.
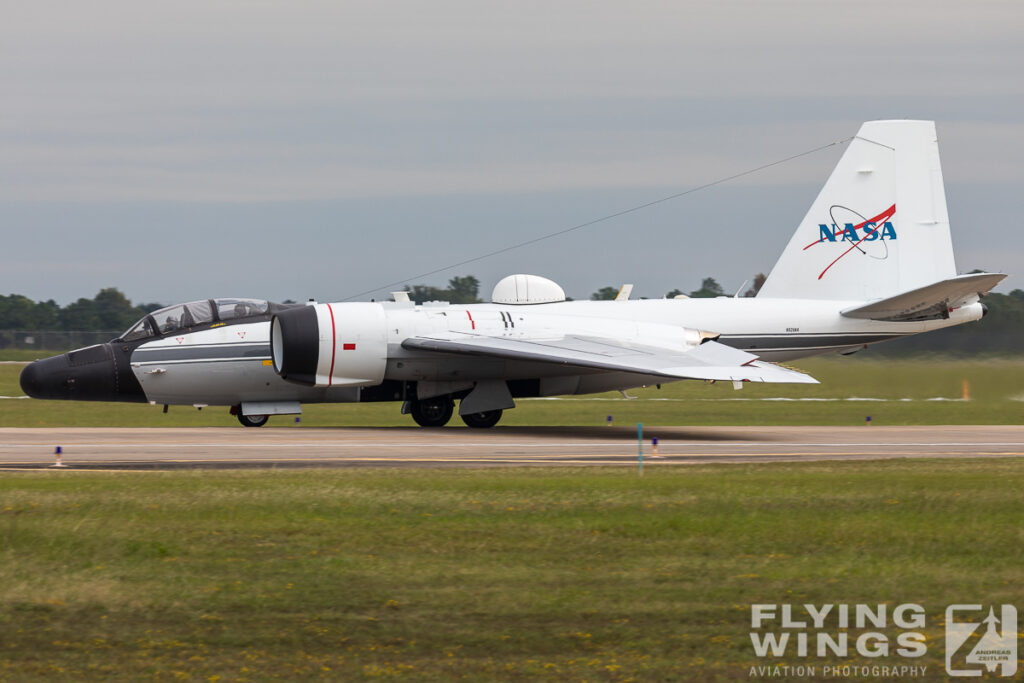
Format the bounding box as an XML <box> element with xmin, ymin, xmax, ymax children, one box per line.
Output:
<box><xmin>522</xmin><ymin>397</ymin><xmax>969</xmax><ymax>402</ymax></box>
<box><xmin>1</xmin><ymin>441</ymin><xmax>1022</xmax><ymax>449</ymax></box>
<box><xmin>3</xmin><ymin>452</ymin><xmax>1023</xmax><ymax>468</ymax></box>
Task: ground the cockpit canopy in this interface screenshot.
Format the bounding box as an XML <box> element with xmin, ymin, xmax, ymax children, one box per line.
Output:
<box><xmin>120</xmin><ymin>298</ymin><xmax>272</xmax><ymax>342</ymax></box>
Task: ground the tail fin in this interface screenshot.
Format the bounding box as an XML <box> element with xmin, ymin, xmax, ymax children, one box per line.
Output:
<box><xmin>758</xmin><ymin>120</ymin><xmax>957</xmax><ymax>301</ymax></box>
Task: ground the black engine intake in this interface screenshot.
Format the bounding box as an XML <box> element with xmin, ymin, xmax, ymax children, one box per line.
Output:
<box><xmin>270</xmin><ymin>306</ymin><xmax>321</xmax><ymax>386</ymax></box>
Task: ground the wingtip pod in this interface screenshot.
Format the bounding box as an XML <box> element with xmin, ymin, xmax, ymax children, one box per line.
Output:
<box><xmin>759</xmin><ymin>119</ymin><xmax>958</xmax><ymax>302</ymax></box>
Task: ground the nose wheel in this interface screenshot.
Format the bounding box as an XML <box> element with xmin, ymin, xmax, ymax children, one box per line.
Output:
<box><xmin>237</xmin><ymin>412</ymin><xmax>269</xmax><ymax>428</ymax></box>
<box><xmin>460</xmin><ymin>409</ymin><xmax>503</xmax><ymax>428</ymax></box>
<box><xmin>409</xmin><ymin>397</ymin><xmax>454</xmax><ymax>427</ymax></box>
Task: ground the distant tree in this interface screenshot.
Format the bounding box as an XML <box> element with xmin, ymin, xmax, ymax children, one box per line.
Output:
<box><xmin>446</xmin><ymin>276</ymin><xmax>481</xmax><ymax>304</ymax></box>
<box><xmin>743</xmin><ymin>273</ymin><xmax>767</xmax><ymax>297</ymax></box>
<box><xmin>405</xmin><ymin>284</ymin><xmax>447</xmax><ymax>304</ymax></box>
<box><xmin>689</xmin><ymin>277</ymin><xmax>725</xmax><ymax>299</ymax></box>
<box><xmin>60</xmin><ymin>298</ymin><xmax>102</xmax><ymax>330</ymax></box>
<box><xmin>138</xmin><ymin>302</ymin><xmax>164</xmax><ymax>314</ymax></box>
<box><xmin>591</xmin><ymin>286</ymin><xmax>619</xmax><ymax>301</ymax></box>
<box><xmin>33</xmin><ymin>299</ymin><xmax>61</xmax><ymax>329</ymax></box>
<box><xmin>0</xmin><ymin>295</ymin><xmax>42</xmax><ymax>328</ymax></box>
<box><xmin>403</xmin><ymin>275</ymin><xmax>483</xmax><ymax>304</ymax></box>
<box><xmin>665</xmin><ymin>288</ymin><xmax>684</xmax><ymax>298</ymax></box>
<box><xmin>94</xmin><ymin>288</ymin><xmax>141</xmax><ymax>330</ymax></box>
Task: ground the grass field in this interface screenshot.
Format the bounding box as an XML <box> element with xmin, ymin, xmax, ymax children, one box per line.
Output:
<box><xmin>2</xmin><ymin>461</ymin><xmax>1022</xmax><ymax>681</ymax></box>
<box><xmin>0</xmin><ymin>349</ymin><xmax>64</xmax><ymax>362</ymax></box>
<box><xmin>3</xmin><ymin>356</ymin><xmax>1023</xmax><ymax>427</ymax></box>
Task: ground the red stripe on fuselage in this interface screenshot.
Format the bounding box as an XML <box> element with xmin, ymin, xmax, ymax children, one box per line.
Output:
<box><xmin>466</xmin><ymin>311</ymin><xmax>475</xmax><ymax>330</ymax></box>
<box><xmin>326</xmin><ymin>303</ymin><xmax>337</xmax><ymax>386</ymax></box>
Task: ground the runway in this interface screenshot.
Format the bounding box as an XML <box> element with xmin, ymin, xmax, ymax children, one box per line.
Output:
<box><xmin>0</xmin><ymin>425</ymin><xmax>1022</xmax><ymax>469</ymax></box>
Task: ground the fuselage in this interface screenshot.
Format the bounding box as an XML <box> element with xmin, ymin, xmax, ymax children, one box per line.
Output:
<box><xmin>20</xmin><ymin>296</ymin><xmax>983</xmax><ymax>410</ymax></box>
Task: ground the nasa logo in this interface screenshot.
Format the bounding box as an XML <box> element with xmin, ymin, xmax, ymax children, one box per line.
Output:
<box><xmin>817</xmin><ymin>220</ymin><xmax>897</xmax><ymax>243</ymax></box>
<box><xmin>803</xmin><ymin>204</ymin><xmax>897</xmax><ymax>280</ymax></box>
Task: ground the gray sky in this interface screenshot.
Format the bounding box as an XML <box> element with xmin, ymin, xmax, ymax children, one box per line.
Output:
<box><xmin>2</xmin><ymin>0</ymin><xmax>1022</xmax><ymax>306</ymax></box>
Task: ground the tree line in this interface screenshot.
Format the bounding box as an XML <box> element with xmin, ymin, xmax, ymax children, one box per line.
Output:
<box><xmin>402</xmin><ymin>273</ymin><xmax>766</xmax><ymax>304</ymax></box>
<box><xmin>590</xmin><ymin>274</ymin><xmax>767</xmax><ymax>300</ymax></box>
<box><xmin>0</xmin><ymin>289</ymin><xmax>162</xmax><ymax>333</ymax></box>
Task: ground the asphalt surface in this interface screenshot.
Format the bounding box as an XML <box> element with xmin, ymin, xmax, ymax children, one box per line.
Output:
<box><xmin>0</xmin><ymin>425</ymin><xmax>1022</xmax><ymax>470</ymax></box>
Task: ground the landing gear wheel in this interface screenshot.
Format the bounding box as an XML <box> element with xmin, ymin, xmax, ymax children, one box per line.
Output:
<box><xmin>410</xmin><ymin>397</ymin><xmax>454</xmax><ymax>427</ymax></box>
<box><xmin>237</xmin><ymin>412</ymin><xmax>269</xmax><ymax>428</ymax></box>
<box><xmin>461</xmin><ymin>409</ymin><xmax>503</xmax><ymax>429</ymax></box>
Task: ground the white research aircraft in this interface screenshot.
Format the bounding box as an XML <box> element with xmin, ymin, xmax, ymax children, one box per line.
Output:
<box><xmin>21</xmin><ymin>120</ymin><xmax>1006</xmax><ymax>427</ymax></box>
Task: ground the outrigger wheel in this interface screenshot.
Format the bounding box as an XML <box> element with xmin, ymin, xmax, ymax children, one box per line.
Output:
<box><xmin>410</xmin><ymin>397</ymin><xmax>454</xmax><ymax>427</ymax></box>
<box><xmin>461</xmin><ymin>409</ymin><xmax>503</xmax><ymax>429</ymax></box>
<box><xmin>237</xmin><ymin>412</ymin><xmax>269</xmax><ymax>428</ymax></box>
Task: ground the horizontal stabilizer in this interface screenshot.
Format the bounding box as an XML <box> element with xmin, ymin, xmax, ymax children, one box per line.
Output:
<box><xmin>840</xmin><ymin>272</ymin><xmax>1006</xmax><ymax>322</ymax></box>
<box><xmin>402</xmin><ymin>334</ymin><xmax>818</xmax><ymax>384</ymax></box>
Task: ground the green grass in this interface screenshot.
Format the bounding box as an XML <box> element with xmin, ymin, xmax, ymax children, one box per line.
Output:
<box><xmin>0</xmin><ymin>349</ymin><xmax>69</xmax><ymax>362</ymax></box>
<box><xmin>1</xmin><ymin>461</ymin><xmax>1022</xmax><ymax>680</ymax></box>
<box><xmin>3</xmin><ymin>356</ymin><xmax>1024</xmax><ymax>427</ymax></box>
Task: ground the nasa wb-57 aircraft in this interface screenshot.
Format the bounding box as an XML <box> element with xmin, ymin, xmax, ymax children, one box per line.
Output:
<box><xmin>21</xmin><ymin>120</ymin><xmax>1006</xmax><ymax>427</ymax></box>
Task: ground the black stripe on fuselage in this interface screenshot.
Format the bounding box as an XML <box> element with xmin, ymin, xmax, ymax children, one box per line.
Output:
<box><xmin>132</xmin><ymin>357</ymin><xmax>271</xmax><ymax>366</ymax></box>
<box><xmin>132</xmin><ymin>344</ymin><xmax>272</xmax><ymax>363</ymax></box>
<box><xmin>718</xmin><ymin>333</ymin><xmax>902</xmax><ymax>351</ymax></box>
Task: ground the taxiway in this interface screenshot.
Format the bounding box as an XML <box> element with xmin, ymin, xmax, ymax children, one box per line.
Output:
<box><xmin>0</xmin><ymin>425</ymin><xmax>1021</xmax><ymax>469</ymax></box>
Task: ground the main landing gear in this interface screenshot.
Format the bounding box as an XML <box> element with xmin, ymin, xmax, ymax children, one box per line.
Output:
<box><xmin>409</xmin><ymin>397</ymin><xmax>455</xmax><ymax>427</ymax></box>
<box><xmin>461</xmin><ymin>409</ymin><xmax>503</xmax><ymax>428</ymax></box>
<box><xmin>407</xmin><ymin>398</ymin><xmax>504</xmax><ymax>428</ymax></box>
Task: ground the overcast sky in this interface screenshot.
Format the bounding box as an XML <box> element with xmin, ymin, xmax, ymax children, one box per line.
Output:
<box><xmin>2</xmin><ymin>0</ymin><xmax>1021</xmax><ymax>306</ymax></box>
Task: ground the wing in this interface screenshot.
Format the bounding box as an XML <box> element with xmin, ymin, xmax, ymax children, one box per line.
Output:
<box><xmin>401</xmin><ymin>333</ymin><xmax>817</xmax><ymax>384</ymax></box>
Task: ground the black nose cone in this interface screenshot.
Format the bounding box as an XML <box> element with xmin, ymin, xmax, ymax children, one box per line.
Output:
<box><xmin>19</xmin><ymin>359</ymin><xmax>47</xmax><ymax>398</ymax></box>
<box><xmin>19</xmin><ymin>344</ymin><xmax>144</xmax><ymax>403</ymax></box>
<box><xmin>20</xmin><ymin>355</ymin><xmax>75</xmax><ymax>400</ymax></box>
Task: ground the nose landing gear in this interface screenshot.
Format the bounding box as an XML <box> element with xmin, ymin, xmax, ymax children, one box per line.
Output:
<box><xmin>231</xmin><ymin>405</ymin><xmax>269</xmax><ymax>427</ymax></box>
<box><xmin>238</xmin><ymin>413</ymin><xmax>269</xmax><ymax>427</ymax></box>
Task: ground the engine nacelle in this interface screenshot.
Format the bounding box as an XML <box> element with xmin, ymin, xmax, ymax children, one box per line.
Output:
<box><xmin>270</xmin><ymin>303</ymin><xmax>387</xmax><ymax>387</ymax></box>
